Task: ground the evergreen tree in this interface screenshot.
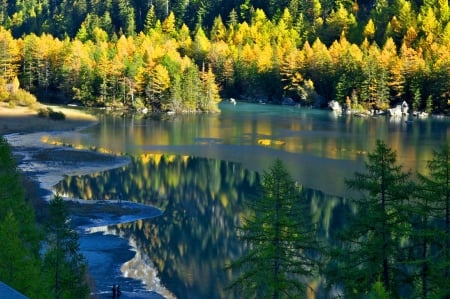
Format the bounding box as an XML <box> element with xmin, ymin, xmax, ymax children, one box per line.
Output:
<box><xmin>327</xmin><ymin>140</ymin><xmax>412</xmax><ymax>297</ymax></box>
<box><xmin>226</xmin><ymin>159</ymin><xmax>320</xmax><ymax>298</ymax></box>
<box><xmin>181</xmin><ymin>65</ymin><xmax>201</xmax><ymax>111</ymax></box>
<box><xmin>43</xmin><ymin>195</ymin><xmax>89</xmax><ymax>299</ymax></box>
<box><xmin>412</xmin><ymin>145</ymin><xmax>450</xmax><ymax>298</ymax></box>
<box><xmin>143</xmin><ymin>5</ymin><xmax>157</xmax><ymax>34</ymax></box>
<box><xmin>0</xmin><ymin>211</ymin><xmax>44</xmax><ymax>297</ymax></box>
<box><xmin>0</xmin><ymin>137</ymin><xmax>47</xmax><ymax>298</ymax></box>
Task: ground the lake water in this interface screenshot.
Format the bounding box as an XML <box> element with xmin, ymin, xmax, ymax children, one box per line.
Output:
<box><xmin>52</xmin><ymin>102</ymin><xmax>450</xmax><ymax>298</ymax></box>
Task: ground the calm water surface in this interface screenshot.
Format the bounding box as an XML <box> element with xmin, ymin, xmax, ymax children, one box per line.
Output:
<box><xmin>53</xmin><ymin>102</ymin><xmax>450</xmax><ymax>298</ymax></box>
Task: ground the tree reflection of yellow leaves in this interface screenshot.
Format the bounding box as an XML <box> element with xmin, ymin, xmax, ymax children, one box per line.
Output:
<box><xmin>154</xmin><ymin>153</ymin><xmax>162</xmax><ymax>166</ymax></box>
<box><xmin>257</xmin><ymin>139</ymin><xmax>286</xmax><ymax>146</ymax></box>
<box><xmin>41</xmin><ymin>135</ymin><xmax>50</xmax><ymax>143</ymax></box>
<box><xmin>165</xmin><ymin>154</ymin><xmax>176</xmax><ymax>163</ymax></box>
<box><xmin>139</xmin><ymin>153</ymin><xmax>164</xmax><ymax>165</ymax></box>
<box><xmin>182</xmin><ymin>155</ymin><xmax>190</xmax><ymax>166</ymax></box>
<box><xmin>140</xmin><ymin>153</ymin><xmax>152</xmax><ymax>164</ymax></box>
<box><xmin>219</xmin><ymin>193</ymin><xmax>228</xmax><ymax>208</ymax></box>
<box><xmin>307</xmin><ymin>279</ymin><xmax>320</xmax><ymax>299</ymax></box>
<box><xmin>85</xmin><ymin>184</ymin><xmax>93</xmax><ymax>199</ymax></box>
<box><xmin>178</xmin><ymin>243</ymin><xmax>186</xmax><ymax>256</ymax></box>
<box><xmin>144</xmin><ymin>222</ymin><xmax>152</xmax><ymax>239</ymax></box>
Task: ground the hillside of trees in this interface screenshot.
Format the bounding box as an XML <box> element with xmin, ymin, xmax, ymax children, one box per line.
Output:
<box><xmin>0</xmin><ymin>0</ymin><xmax>449</xmax><ymax>113</ymax></box>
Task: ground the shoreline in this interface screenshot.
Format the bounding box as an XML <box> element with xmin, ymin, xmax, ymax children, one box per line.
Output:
<box><xmin>2</xmin><ymin>105</ymin><xmax>169</xmax><ymax>298</ymax></box>
<box><xmin>0</xmin><ymin>104</ymin><xmax>98</xmax><ymax>136</ymax></box>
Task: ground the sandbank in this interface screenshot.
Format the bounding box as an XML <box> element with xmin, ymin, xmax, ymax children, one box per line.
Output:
<box><xmin>0</xmin><ymin>103</ymin><xmax>97</xmax><ymax>135</ymax></box>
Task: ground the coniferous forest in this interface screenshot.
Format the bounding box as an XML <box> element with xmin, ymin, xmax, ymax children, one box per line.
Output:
<box><xmin>0</xmin><ymin>0</ymin><xmax>449</xmax><ymax>113</ymax></box>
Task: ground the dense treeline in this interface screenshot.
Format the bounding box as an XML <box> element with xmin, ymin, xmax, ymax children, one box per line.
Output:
<box><xmin>0</xmin><ymin>0</ymin><xmax>449</xmax><ymax>112</ymax></box>
<box><xmin>0</xmin><ymin>137</ymin><xmax>89</xmax><ymax>298</ymax></box>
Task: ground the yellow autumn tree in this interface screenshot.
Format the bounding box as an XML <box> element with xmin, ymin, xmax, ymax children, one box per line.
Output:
<box><xmin>0</xmin><ymin>27</ymin><xmax>21</xmax><ymax>87</ymax></box>
<box><xmin>200</xmin><ymin>65</ymin><xmax>221</xmax><ymax>112</ymax></box>
<box><xmin>147</xmin><ymin>64</ymin><xmax>171</xmax><ymax>111</ymax></box>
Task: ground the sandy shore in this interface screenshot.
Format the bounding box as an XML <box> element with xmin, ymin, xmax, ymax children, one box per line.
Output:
<box><xmin>0</xmin><ymin>104</ymin><xmax>97</xmax><ymax>135</ymax></box>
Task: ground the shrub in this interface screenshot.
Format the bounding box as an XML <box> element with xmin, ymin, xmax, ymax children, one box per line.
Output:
<box><xmin>48</xmin><ymin>109</ymin><xmax>65</xmax><ymax>120</ymax></box>
<box><xmin>37</xmin><ymin>108</ymin><xmax>49</xmax><ymax>118</ymax></box>
<box><xmin>8</xmin><ymin>89</ymin><xmax>37</xmax><ymax>107</ymax></box>
<box><xmin>37</xmin><ymin>107</ymin><xmax>66</xmax><ymax>120</ymax></box>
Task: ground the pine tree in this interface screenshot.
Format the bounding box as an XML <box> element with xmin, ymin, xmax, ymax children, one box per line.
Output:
<box><xmin>226</xmin><ymin>159</ymin><xmax>320</xmax><ymax>298</ymax></box>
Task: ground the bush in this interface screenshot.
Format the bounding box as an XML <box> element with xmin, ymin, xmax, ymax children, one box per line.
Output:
<box><xmin>49</xmin><ymin>109</ymin><xmax>65</xmax><ymax>120</ymax></box>
<box><xmin>37</xmin><ymin>107</ymin><xmax>66</xmax><ymax>120</ymax></box>
<box><xmin>37</xmin><ymin>108</ymin><xmax>49</xmax><ymax>118</ymax></box>
<box><xmin>8</xmin><ymin>89</ymin><xmax>37</xmax><ymax>107</ymax></box>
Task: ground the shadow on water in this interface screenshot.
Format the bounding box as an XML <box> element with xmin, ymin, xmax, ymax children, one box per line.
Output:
<box><xmin>54</xmin><ymin>154</ymin><xmax>350</xmax><ymax>298</ymax></box>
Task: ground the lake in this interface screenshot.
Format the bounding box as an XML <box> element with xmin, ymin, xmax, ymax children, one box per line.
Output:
<box><xmin>52</xmin><ymin>102</ymin><xmax>450</xmax><ymax>298</ymax></box>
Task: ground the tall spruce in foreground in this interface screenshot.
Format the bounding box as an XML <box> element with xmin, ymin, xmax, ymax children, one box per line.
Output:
<box><xmin>412</xmin><ymin>144</ymin><xmax>450</xmax><ymax>298</ymax></box>
<box><xmin>226</xmin><ymin>159</ymin><xmax>320</xmax><ymax>298</ymax></box>
<box><xmin>327</xmin><ymin>140</ymin><xmax>412</xmax><ymax>298</ymax></box>
<box><xmin>0</xmin><ymin>137</ymin><xmax>47</xmax><ymax>297</ymax></box>
<box><xmin>43</xmin><ymin>195</ymin><xmax>89</xmax><ymax>299</ymax></box>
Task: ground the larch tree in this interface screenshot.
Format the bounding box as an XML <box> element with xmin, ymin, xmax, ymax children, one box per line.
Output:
<box><xmin>226</xmin><ymin>159</ymin><xmax>321</xmax><ymax>299</ymax></box>
<box><xmin>43</xmin><ymin>195</ymin><xmax>89</xmax><ymax>299</ymax></box>
<box><xmin>200</xmin><ymin>65</ymin><xmax>221</xmax><ymax>112</ymax></box>
<box><xmin>147</xmin><ymin>63</ymin><xmax>171</xmax><ymax>111</ymax></box>
<box><xmin>327</xmin><ymin>140</ymin><xmax>412</xmax><ymax>298</ymax></box>
<box><xmin>412</xmin><ymin>145</ymin><xmax>450</xmax><ymax>298</ymax></box>
<box><xmin>0</xmin><ymin>27</ymin><xmax>21</xmax><ymax>89</ymax></box>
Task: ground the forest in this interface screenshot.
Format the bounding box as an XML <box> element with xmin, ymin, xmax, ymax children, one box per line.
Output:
<box><xmin>0</xmin><ymin>0</ymin><xmax>449</xmax><ymax>113</ymax></box>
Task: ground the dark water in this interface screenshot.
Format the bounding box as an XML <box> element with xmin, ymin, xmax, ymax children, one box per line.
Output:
<box><xmin>52</xmin><ymin>102</ymin><xmax>450</xmax><ymax>298</ymax></box>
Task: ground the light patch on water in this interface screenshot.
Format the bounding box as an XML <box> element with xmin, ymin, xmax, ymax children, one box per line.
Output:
<box><xmin>121</xmin><ymin>238</ymin><xmax>177</xmax><ymax>299</ymax></box>
<box><xmin>86</xmin><ymin>225</ymin><xmax>176</xmax><ymax>298</ymax></box>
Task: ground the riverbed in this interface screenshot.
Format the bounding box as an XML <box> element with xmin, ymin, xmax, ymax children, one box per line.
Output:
<box><xmin>5</xmin><ymin>131</ymin><xmax>172</xmax><ymax>298</ymax></box>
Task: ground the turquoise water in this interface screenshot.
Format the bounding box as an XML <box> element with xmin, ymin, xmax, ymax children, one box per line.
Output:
<box><xmin>53</xmin><ymin>102</ymin><xmax>450</xmax><ymax>298</ymax></box>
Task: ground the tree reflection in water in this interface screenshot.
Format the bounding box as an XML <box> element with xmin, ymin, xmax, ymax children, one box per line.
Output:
<box><xmin>54</xmin><ymin>154</ymin><xmax>348</xmax><ymax>298</ymax></box>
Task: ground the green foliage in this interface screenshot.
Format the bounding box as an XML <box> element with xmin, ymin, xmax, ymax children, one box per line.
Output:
<box><xmin>0</xmin><ymin>137</ymin><xmax>49</xmax><ymax>298</ymax></box>
<box><xmin>37</xmin><ymin>107</ymin><xmax>66</xmax><ymax>120</ymax></box>
<box><xmin>226</xmin><ymin>159</ymin><xmax>320</xmax><ymax>298</ymax></box>
<box><xmin>411</xmin><ymin>145</ymin><xmax>450</xmax><ymax>298</ymax></box>
<box><xmin>43</xmin><ymin>195</ymin><xmax>89</xmax><ymax>299</ymax></box>
<box><xmin>327</xmin><ymin>140</ymin><xmax>412</xmax><ymax>297</ymax></box>
<box><xmin>369</xmin><ymin>280</ymin><xmax>391</xmax><ymax>299</ymax></box>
